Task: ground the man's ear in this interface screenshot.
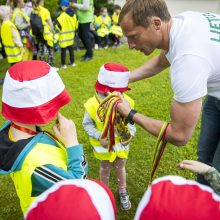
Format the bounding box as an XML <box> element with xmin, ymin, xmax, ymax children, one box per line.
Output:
<box><xmin>152</xmin><ymin>17</ymin><xmax>162</xmax><ymax>30</ymax></box>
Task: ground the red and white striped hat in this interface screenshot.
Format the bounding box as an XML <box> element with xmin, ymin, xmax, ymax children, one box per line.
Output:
<box><xmin>2</xmin><ymin>61</ymin><xmax>71</xmax><ymax>124</ymax></box>
<box><xmin>25</xmin><ymin>179</ymin><xmax>116</xmax><ymax>220</ymax></box>
<box><xmin>94</xmin><ymin>63</ymin><xmax>130</xmax><ymax>93</ymax></box>
<box><xmin>135</xmin><ymin>175</ymin><xmax>220</xmax><ymax>220</ymax></box>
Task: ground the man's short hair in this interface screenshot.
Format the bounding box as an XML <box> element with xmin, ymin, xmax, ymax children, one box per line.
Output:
<box><xmin>119</xmin><ymin>0</ymin><xmax>171</xmax><ymax>27</ymax></box>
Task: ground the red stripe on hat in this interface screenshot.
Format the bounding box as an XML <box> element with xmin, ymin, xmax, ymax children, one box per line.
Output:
<box><xmin>104</xmin><ymin>63</ymin><xmax>129</xmax><ymax>72</ymax></box>
<box><xmin>94</xmin><ymin>80</ymin><xmax>130</xmax><ymax>93</ymax></box>
<box><xmin>2</xmin><ymin>89</ymin><xmax>71</xmax><ymax>124</ymax></box>
<box><xmin>26</xmin><ymin>185</ymin><xmax>101</xmax><ymax>220</ymax></box>
<box><xmin>8</xmin><ymin>61</ymin><xmax>50</xmax><ymax>81</ymax></box>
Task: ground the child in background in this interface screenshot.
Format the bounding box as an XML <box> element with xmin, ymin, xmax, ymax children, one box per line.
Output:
<box><xmin>83</xmin><ymin>63</ymin><xmax>136</xmax><ymax>210</ymax></box>
<box><xmin>56</xmin><ymin>0</ymin><xmax>77</xmax><ymax>69</ymax></box>
<box><xmin>95</xmin><ymin>7</ymin><xmax>111</xmax><ymax>49</ymax></box>
<box><xmin>0</xmin><ymin>60</ymin><xmax>88</xmax><ymax>215</ymax></box>
<box><xmin>12</xmin><ymin>0</ymin><xmax>34</xmax><ymax>61</ymax></box>
<box><xmin>110</xmin><ymin>4</ymin><xmax>123</xmax><ymax>47</ymax></box>
<box><xmin>32</xmin><ymin>0</ymin><xmax>55</xmax><ymax>67</ymax></box>
<box><xmin>0</xmin><ymin>5</ymin><xmax>23</xmax><ymax>66</ymax></box>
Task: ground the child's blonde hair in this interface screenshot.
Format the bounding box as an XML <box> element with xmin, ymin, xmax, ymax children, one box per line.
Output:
<box><xmin>0</xmin><ymin>6</ymin><xmax>11</xmax><ymax>20</ymax></box>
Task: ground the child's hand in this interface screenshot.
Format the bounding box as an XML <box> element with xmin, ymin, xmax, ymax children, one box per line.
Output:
<box><xmin>121</xmin><ymin>135</ymin><xmax>133</xmax><ymax>146</ymax></box>
<box><xmin>53</xmin><ymin>112</ymin><xmax>79</xmax><ymax>148</ymax></box>
<box><xmin>177</xmin><ymin>160</ymin><xmax>211</xmax><ymax>175</ymax></box>
<box><xmin>99</xmin><ymin>137</ymin><xmax>109</xmax><ymax>148</ymax></box>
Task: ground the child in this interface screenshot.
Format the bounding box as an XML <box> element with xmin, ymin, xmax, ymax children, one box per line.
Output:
<box><xmin>178</xmin><ymin>160</ymin><xmax>220</xmax><ymax>195</ymax></box>
<box><xmin>0</xmin><ymin>60</ymin><xmax>88</xmax><ymax>215</ymax></box>
<box><xmin>95</xmin><ymin>7</ymin><xmax>111</xmax><ymax>49</ymax></box>
<box><xmin>55</xmin><ymin>0</ymin><xmax>77</xmax><ymax>69</ymax></box>
<box><xmin>12</xmin><ymin>0</ymin><xmax>34</xmax><ymax>61</ymax></box>
<box><xmin>110</xmin><ymin>5</ymin><xmax>123</xmax><ymax>47</ymax></box>
<box><xmin>83</xmin><ymin>63</ymin><xmax>136</xmax><ymax>210</ymax></box>
<box><xmin>0</xmin><ymin>5</ymin><xmax>23</xmax><ymax>65</ymax></box>
<box><xmin>32</xmin><ymin>0</ymin><xmax>55</xmax><ymax>67</ymax></box>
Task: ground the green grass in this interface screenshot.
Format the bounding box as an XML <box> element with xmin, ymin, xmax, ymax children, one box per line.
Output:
<box><xmin>0</xmin><ymin>46</ymin><xmax>200</xmax><ymax>220</ymax></box>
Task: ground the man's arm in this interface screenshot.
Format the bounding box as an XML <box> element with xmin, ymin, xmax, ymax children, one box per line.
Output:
<box><xmin>129</xmin><ymin>50</ymin><xmax>170</xmax><ymax>83</ymax></box>
<box><xmin>117</xmin><ymin>97</ymin><xmax>202</xmax><ymax>146</ymax></box>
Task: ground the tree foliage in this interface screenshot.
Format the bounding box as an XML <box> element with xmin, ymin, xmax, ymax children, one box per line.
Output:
<box><xmin>94</xmin><ymin>0</ymin><xmax>114</xmax><ymax>15</ymax></box>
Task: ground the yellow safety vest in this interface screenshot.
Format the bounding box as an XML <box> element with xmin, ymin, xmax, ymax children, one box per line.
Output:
<box><xmin>95</xmin><ymin>15</ymin><xmax>111</xmax><ymax>37</ymax></box>
<box><xmin>37</xmin><ymin>6</ymin><xmax>53</xmax><ymax>47</ymax></box>
<box><xmin>12</xmin><ymin>8</ymin><xmax>30</xmax><ymax>45</ymax></box>
<box><xmin>110</xmin><ymin>13</ymin><xmax>123</xmax><ymax>37</ymax></box>
<box><xmin>12</xmin><ymin>8</ymin><xmax>30</xmax><ymax>25</ymax></box>
<box><xmin>1</xmin><ymin>21</ymin><xmax>23</xmax><ymax>63</ymax></box>
<box><xmin>10</xmin><ymin>134</ymin><xmax>68</xmax><ymax>215</ymax></box>
<box><xmin>56</xmin><ymin>12</ymin><xmax>77</xmax><ymax>48</ymax></box>
<box><xmin>84</xmin><ymin>94</ymin><xmax>134</xmax><ymax>162</ymax></box>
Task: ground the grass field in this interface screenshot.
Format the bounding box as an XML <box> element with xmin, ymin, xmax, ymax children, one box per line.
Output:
<box><xmin>0</xmin><ymin>45</ymin><xmax>200</xmax><ymax>220</ymax></box>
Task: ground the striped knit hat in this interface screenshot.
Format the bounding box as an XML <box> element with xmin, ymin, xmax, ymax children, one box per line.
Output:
<box><xmin>95</xmin><ymin>63</ymin><xmax>130</xmax><ymax>93</ymax></box>
<box><xmin>25</xmin><ymin>179</ymin><xmax>116</xmax><ymax>220</ymax></box>
<box><xmin>135</xmin><ymin>175</ymin><xmax>220</xmax><ymax>220</ymax></box>
<box><xmin>2</xmin><ymin>60</ymin><xmax>71</xmax><ymax>124</ymax></box>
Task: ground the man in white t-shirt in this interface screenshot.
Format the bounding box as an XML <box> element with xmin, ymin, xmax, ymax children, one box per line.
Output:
<box><xmin>117</xmin><ymin>0</ymin><xmax>220</xmax><ymax>185</ymax></box>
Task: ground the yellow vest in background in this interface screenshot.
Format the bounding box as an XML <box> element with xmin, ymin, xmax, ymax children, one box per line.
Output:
<box><xmin>12</xmin><ymin>8</ymin><xmax>30</xmax><ymax>25</ymax></box>
<box><xmin>56</xmin><ymin>12</ymin><xmax>77</xmax><ymax>48</ymax></box>
<box><xmin>10</xmin><ymin>138</ymin><xmax>67</xmax><ymax>214</ymax></box>
<box><xmin>84</xmin><ymin>94</ymin><xmax>134</xmax><ymax>162</ymax></box>
<box><xmin>95</xmin><ymin>15</ymin><xmax>111</xmax><ymax>37</ymax></box>
<box><xmin>1</xmin><ymin>21</ymin><xmax>23</xmax><ymax>63</ymax></box>
<box><xmin>38</xmin><ymin>6</ymin><xmax>53</xmax><ymax>47</ymax></box>
<box><xmin>110</xmin><ymin>13</ymin><xmax>123</xmax><ymax>37</ymax></box>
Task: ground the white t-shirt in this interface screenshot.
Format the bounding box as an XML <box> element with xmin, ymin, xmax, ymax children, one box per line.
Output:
<box><xmin>166</xmin><ymin>11</ymin><xmax>220</xmax><ymax>103</ymax></box>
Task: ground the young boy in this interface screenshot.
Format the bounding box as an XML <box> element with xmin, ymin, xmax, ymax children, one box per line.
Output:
<box><xmin>56</xmin><ymin>0</ymin><xmax>77</xmax><ymax>69</ymax></box>
<box><xmin>0</xmin><ymin>60</ymin><xmax>88</xmax><ymax>215</ymax></box>
<box><xmin>83</xmin><ymin>63</ymin><xmax>136</xmax><ymax>210</ymax></box>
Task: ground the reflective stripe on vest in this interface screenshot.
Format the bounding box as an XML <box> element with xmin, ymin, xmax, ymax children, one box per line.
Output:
<box><xmin>1</xmin><ymin>21</ymin><xmax>22</xmax><ymax>63</ymax></box>
<box><xmin>10</xmin><ymin>135</ymin><xmax>67</xmax><ymax>214</ymax></box>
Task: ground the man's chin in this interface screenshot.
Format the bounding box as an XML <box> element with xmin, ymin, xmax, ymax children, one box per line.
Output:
<box><xmin>141</xmin><ymin>49</ymin><xmax>154</xmax><ymax>56</ymax></box>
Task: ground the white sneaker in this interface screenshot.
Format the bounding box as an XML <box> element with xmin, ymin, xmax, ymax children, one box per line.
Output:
<box><xmin>71</xmin><ymin>63</ymin><xmax>76</xmax><ymax>67</ymax></box>
<box><xmin>119</xmin><ymin>192</ymin><xmax>131</xmax><ymax>210</ymax></box>
<box><xmin>61</xmin><ymin>65</ymin><xmax>67</xmax><ymax>69</ymax></box>
<box><xmin>94</xmin><ymin>44</ymin><xmax>99</xmax><ymax>50</ymax></box>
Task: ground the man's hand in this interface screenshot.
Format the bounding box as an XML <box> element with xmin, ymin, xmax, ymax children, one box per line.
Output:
<box><xmin>99</xmin><ymin>137</ymin><xmax>109</xmax><ymax>148</ymax></box>
<box><xmin>177</xmin><ymin>160</ymin><xmax>211</xmax><ymax>175</ymax></box>
<box><xmin>115</xmin><ymin>92</ymin><xmax>131</xmax><ymax>117</ymax></box>
<box><xmin>53</xmin><ymin>112</ymin><xmax>79</xmax><ymax>148</ymax></box>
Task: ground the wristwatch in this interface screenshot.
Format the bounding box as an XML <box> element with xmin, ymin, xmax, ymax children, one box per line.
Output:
<box><xmin>125</xmin><ymin>109</ymin><xmax>137</xmax><ymax>125</ymax></box>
